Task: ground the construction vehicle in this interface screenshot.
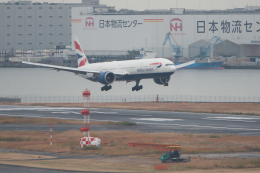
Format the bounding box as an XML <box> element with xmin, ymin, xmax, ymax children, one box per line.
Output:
<box><xmin>195</xmin><ymin>36</ymin><xmax>226</xmax><ymax>58</ymax></box>
<box><xmin>159</xmin><ymin>146</ymin><xmax>190</xmax><ymax>163</ymax></box>
<box><xmin>162</xmin><ymin>32</ymin><xmax>183</xmax><ymax>61</ymax></box>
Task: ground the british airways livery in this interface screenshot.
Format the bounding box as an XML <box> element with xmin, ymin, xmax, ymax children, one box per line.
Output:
<box><xmin>22</xmin><ymin>37</ymin><xmax>195</xmax><ymax>91</ymax></box>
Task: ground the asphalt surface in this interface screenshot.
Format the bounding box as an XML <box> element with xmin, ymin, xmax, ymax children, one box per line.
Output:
<box><xmin>0</xmin><ymin>105</ymin><xmax>260</xmax><ymax>136</ymax></box>
<box><xmin>0</xmin><ymin>164</ymin><xmax>87</xmax><ymax>173</ymax></box>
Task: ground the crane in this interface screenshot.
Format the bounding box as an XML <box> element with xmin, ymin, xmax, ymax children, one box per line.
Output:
<box><xmin>196</xmin><ymin>36</ymin><xmax>226</xmax><ymax>58</ymax></box>
<box><xmin>163</xmin><ymin>32</ymin><xmax>183</xmax><ymax>60</ymax></box>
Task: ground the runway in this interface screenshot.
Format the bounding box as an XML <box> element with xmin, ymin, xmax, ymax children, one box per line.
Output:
<box><xmin>1</xmin><ymin>105</ymin><xmax>260</xmax><ymax>136</ymax></box>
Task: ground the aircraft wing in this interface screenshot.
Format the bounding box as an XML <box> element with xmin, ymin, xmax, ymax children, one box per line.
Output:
<box><xmin>175</xmin><ymin>60</ymin><xmax>195</xmax><ymax>69</ymax></box>
<box><xmin>22</xmin><ymin>61</ymin><xmax>125</xmax><ymax>75</ymax></box>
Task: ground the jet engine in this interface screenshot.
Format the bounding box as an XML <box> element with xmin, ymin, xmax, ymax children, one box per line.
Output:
<box><xmin>98</xmin><ymin>71</ymin><xmax>116</xmax><ymax>85</ymax></box>
<box><xmin>153</xmin><ymin>76</ymin><xmax>171</xmax><ymax>86</ymax></box>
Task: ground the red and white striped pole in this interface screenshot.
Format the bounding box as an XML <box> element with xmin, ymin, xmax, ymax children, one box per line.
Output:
<box><xmin>50</xmin><ymin>117</ymin><xmax>52</xmax><ymax>146</ymax></box>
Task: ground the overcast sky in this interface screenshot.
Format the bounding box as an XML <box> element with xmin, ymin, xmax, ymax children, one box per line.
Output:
<box><xmin>0</xmin><ymin>0</ymin><xmax>258</xmax><ymax>10</ymax></box>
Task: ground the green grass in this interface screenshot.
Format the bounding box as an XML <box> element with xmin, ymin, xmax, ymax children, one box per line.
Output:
<box><xmin>107</xmin><ymin>121</ymin><xmax>137</xmax><ymax>126</ymax></box>
<box><xmin>82</xmin><ymin>145</ymin><xmax>101</xmax><ymax>150</ymax></box>
<box><xmin>209</xmin><ymin>135</ymin><xmax>220</xmax><ymax>138</ymax></box>
<box><xmin>0</xmin><ymin>136</ymin><xmax>31</xmax><ymax>141</ymax></box>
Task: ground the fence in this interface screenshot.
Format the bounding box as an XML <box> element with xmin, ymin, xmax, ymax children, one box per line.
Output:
<box><xmin>2</xmin><ymin>95</ymin><xmax>260</xmax><ymax>103</ymax></box>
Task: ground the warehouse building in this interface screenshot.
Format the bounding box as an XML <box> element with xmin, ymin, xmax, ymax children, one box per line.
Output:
<box><xmin>72</xmin><ymin>6</ymin><xmax>260</xmax><ymax>58</ymax></box>
<box><xmin>214</xmin><ymin>39</ymin><xmax>260</xmax><ymax>59</ymax></box>
<box><xmin>0</xmin><ymin>0</ymin><xmax>114</xmax><ymax>55</ymax></box>
<box><xmin>188</xmin><ymin>40</ymin><xmax>213</xmax><ymax>58</ymax></box>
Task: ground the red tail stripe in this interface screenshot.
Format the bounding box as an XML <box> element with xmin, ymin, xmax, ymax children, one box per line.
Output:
<box><xmin>79</xmin><ymin>59</ymin><xmax>87</xmax><ymax>67</ymax></box>
<box><xmin>74</xmin><ymin>41</ymin><xmax>83</xmax><ymax>53</ymax></box>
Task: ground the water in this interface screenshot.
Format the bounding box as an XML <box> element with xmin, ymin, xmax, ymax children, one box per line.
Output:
<box><xmin>0</xmin><ymin>68</ymin><xmax>260</xmax><ymax>98</ymax></box>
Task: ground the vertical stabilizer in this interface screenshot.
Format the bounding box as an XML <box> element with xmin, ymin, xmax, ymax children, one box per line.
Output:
<box><xmin>140</xmin><ymin>48</ymin><xmax>144</xmax><ymax>58</ymax></box>
<box><xmin>74</xmin><ymin>36</ymin><xmax>89</xmax><ymax>67</ymax></box>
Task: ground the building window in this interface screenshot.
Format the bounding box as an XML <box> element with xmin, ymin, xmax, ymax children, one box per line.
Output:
<box><xmin>39</xmin><ymin>34</ymin><xmax>42</xmax><ymax>35</ymax></box>
<box><xmin>27</xmin><ymin>16</ymin><xmax>32</xmax><ymax>18</ymax></box>
<box><xmin>18</xmin><ymin>34</ymin><xmax>23</xmax><ymax>36</ymax></box>
<box><xmin>39</xmin><ymin>7</ymin><xmax>42</xmax><ymax>9</ymax></box>
<box><xmin>49</xmin><ymin>42</ymin><xmax>53</xmax><ymax>44</ymax></box>
<box><xmin>7</xmin><ymin>43</ymin><xmax>10</xmax><ymax>45</ymax></box>
<box><xmin>19</xmin><ymin>43</ymin><xmax>23</xmax><ymax>45</ymax></box>
<box><xmin>18</xmin><ymin>16</ymin><xmax>22</xmax><ymax>18</ymax></box>
<box><xmin>59</xmin><ymin>33</ymin><xmax>63</xmax><ymax>35</ymax></box>
<box><xmin>49</xmin><ymin>7</ymin><xmax>52</xmax><ymax>9</ymax></box>
<box><xmin>18</xmin><ymin>7</ymin><xmax>22</xmax><ymax>9</ymax></box>
<box><xmin>49</xmin><ymin>33</ymin><xmax>53</xmax><ymax>35</ymax></box>
<box><xmin>69</xmin><ymin>7</ymin><xmax>71</xmax><ymax>9</ymax></box>
<box><xmin>27</xmin><ymin>25</ymin><xmax>32</xmax><ymax>27</ymax></box>
<box><xmin>7</xmin><ymin>16</ymin><xmax>10</xmax><ymax>18</ymax></box>
<box><xmin>28</xmin><ymin>34</ymin><xmax>32</xmax><ymax>36</ymax></box>
<box><xmin>49</xmin><ymin>25</ymin><xmax>53</xmax><ymax>26</ymax></box>
<box><xmin>59</xmin><ymin>42</ymin><xmax>63</xmax><ymax>44</ymax></box>
<box><xmin>27</xmin><ymin>7</ymin><xmax>32</xmax><ymax>9</ymax></box>
<box><xmin>58</xmin><ymin>25</ymin><xmax>63</xmax><ymax>26</ymax></box>
<box><xmin>7</xmin><ymin>7</ymin><xmax>10</xmax><ymax>9</ymax></box>
<box><xmin>49</xmin><ymin>16</ymin><xmax>53</xmax><ymax>18</ymax></box>
<box><xmin>7</xmin><ymin>34</ymin><xmax>10</xmax><ymax>36</ymax></box>
<box><xmin>39</xmin><ymin>25</ymin><xmax>42</xmax><ymax>27</ymax></box>
<box><xmin>39</xmin><ymin>42</ymin><xmax>42</xmax><ymax>44</ymax></box>
<box><xmin>59</xmin><ymin>16</ymin><xmax>62</xmax><ymax>18</ymax></box>
<box><xmin>18</xmin><ymin>25</ymin><xmax>22</xmax><ymax>27</ymax></box>
<box><xmin>39</xmin><ymin>16</ymin><xmax>42</xmax><ymax>18</ymax></box>
<box><xmin>7</xmin><ymin>25</ymin><xmax>10</xmax><ymax>27</ymax></box>
<box><xmin>28</xmin><ymin>43</ymin><xmax>32</xmax><ymax>45</ymax></box>
<box><xmin>58</xmin><ymin>7</ymin><xmax>62</xmax><ymax>9</ymax></box>
<box><xmin>69</xmin><ymin>24</ymin><xmax>71</xmax><ymax>26</ymax></box>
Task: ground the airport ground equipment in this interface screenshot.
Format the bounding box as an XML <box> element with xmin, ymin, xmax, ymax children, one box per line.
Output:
<box><xmin>159</xmin><ymin>146</ymin><xmax>190</xmax><ymax>163</ymax></box>
<box><xmin>196</xmin><ymin>36</ymin><xmax>226</xmax><ymax>58</ymax></box>
<box><xmin>163</xmin><ymin>32</ymin><xmax>183</xmax><ymax>59</ymax></box>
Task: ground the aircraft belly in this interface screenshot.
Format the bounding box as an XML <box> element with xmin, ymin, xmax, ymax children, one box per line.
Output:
<box><xmin>116</xmin><ymin>72</ymin><xmax>174</xmax><ymax>81</ymax></box>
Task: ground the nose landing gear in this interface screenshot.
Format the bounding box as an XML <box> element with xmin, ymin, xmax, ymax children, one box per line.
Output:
<box><xmin>101</xmin><ymin>85</ymin><xmax>112</xmax><ymax>91</ymax></box>
<box><xmin>132</xmin><ymin>80</ymin><xmax>143</xmax><ymax>91</ymax></box>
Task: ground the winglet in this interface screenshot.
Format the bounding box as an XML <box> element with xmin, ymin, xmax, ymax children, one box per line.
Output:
<box><xmin>74</xmin><ymin>36</ymin><xmax>89</xmax><ymax>67</ymax></box>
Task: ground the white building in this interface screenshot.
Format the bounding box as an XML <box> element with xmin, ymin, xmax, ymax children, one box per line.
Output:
<box><xmin>72</xmin><ymin>7</ymin><xmax>260</xmax><ymax>58</ymax></box>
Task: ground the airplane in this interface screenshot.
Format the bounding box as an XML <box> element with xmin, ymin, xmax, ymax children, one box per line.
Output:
<box><xmin>22</xmin><ymin>36</ymin><xmax>195</xmax><ymax>91</ymax></box>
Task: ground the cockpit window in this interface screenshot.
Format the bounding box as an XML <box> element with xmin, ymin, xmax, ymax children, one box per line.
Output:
<box><xmin>165</xmin><ymin>64</ymin><xmax>174</xmax><ymax>66</ymax></box>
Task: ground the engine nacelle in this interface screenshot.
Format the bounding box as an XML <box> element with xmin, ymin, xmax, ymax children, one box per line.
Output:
<box><xmin>153</xmin><ymin>76</ymin><xmax>171</xmax><ymax>86</ymax></box>
<box><xmin>98</xmin><ymin>71</ymin><xmax>116</xmax><ymax>85</ymax></box>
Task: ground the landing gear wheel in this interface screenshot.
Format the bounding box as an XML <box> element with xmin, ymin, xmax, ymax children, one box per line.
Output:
<box><xmin>132</xmin><ymin>81</ymin><xmax>143</xmax><ymax>91</ymax></box>
<box><xmin>101</xmin><ymin>85</ymin><xmax>112</xmax><ymax>91</ymax></box>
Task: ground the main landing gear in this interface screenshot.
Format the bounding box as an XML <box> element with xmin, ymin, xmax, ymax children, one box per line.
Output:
<box><xmin>132</xmin><ymin>80</ymin><xmax>143</xmax><ymax>91</ymax></box>
<box><xmin>101</xmin><ymin>85</ymin><xmax>112</xmax><ymax>91</ymax></box>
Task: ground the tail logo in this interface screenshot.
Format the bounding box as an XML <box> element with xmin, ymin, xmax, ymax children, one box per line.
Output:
<box><xmin>74</xmin><ymin>41</ymin><xmax>83</xmax><ymax>53</ymax></box>
<box><xmin>74</xmin><ymin>36</ymin><xmax>89</xmax><ymax>67</ymax></box>
<box><xmin>79</xmin><ymin>59</ymin><xmax>87</xmax><ymax>67</ymax></box>
<box><xmin>150</xmin><ymin>62</ymin><xmax>162</xmax><ymax>68</ymax></box>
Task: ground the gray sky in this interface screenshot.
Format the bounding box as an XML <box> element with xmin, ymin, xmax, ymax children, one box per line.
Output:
<box><xmin>0</xmin><ymin>0</ymin><xmax>258</xmax><ymax>10</ymax></box>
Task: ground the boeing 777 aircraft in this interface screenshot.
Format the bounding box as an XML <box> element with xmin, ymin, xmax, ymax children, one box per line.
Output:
<box><xmin>22</xmin><ymin>37</ymin><xmax>195</xmax><ymax>91</ymax></box>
